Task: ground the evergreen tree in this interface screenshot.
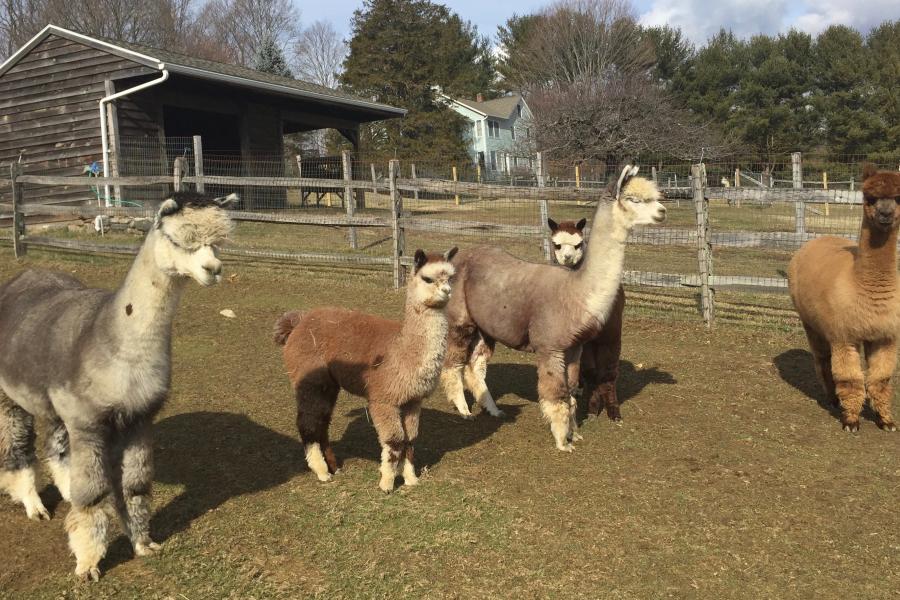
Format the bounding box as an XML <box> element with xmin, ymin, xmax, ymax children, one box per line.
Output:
<box><xmin>866</xmin><ymin>21</ymin><xmax>900</xmax><ymax>159</ymax></box>
<box><xmin>496</xmin><ymin>13</ymin><xmax>545</xmax><ymax>91</ymax></box>
<box><xmin>254</xmin><ymin>36</ymin><xmax>293</xmax><ymax>78</ymax></box>
<box><xmin>341</xmin><ymin>0</ymin><xmax>495</xmax><ymax>158</ymax></box>
<box><xmin>642</xmin><ymin>25</ymin><xmax>694</xmax><ymax>87</ymax></box>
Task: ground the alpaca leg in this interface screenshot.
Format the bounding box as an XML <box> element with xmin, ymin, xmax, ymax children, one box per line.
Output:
<box><xmin>565</xmin><ymin>346</ymin><xmax>583</xmax><ymax>442</ymax></box>
<box><xmin>296</xmin><ymin>382</ymin><xmax>338</xmax><ymax>482</ymax></box>
<box><xmin>831</xmin><ymin>344</ymin><xmax>866</xmax><ymax>432</ymax></box>
<box><xmin>66</xmin><ymin>430</ymin><xmax>112</xmax><ymax>581</ymax></box>
<box><xmin>592</xmin><ymin>337</ymin><xmax>623</xmax><ymax>421</ymax></box>
<box><xmin>115</xmin><ymin>421</ymin><xmax>160</xmax><ymax>557</ymax></box>
<box><xmin>0</xmin><ymin>395</ymin><xmax>49</xmax><ymax>521</ymax></box>
<box><xmin>400</xmin><ymin>401</ymin><xmax>422</xmax><ymax>486</ymax></box>
<box><xmin>864</xmin><ymin>340</ymin><xmax>897</xmax><ymax>431</ymax></box>
<box><xmin>464</xmin><ymin>342</ymin><xmax>504</xmax><ymax>417</ymax></box>
<box><xmin>537</xmin><ymin>352</ymin><xmax>574</xmax><ymax>452</ymax></box>
<box><xmin>441</xmin><ymin>366</ymin><xmax>472</xmax><ymax>418</ymax></box>
<box><xmin>803</xmin><ymin>323</ymin><xmax>836</xmax><ymax>405</ymax></box>
<box><xmin>369</xmin><ymin>402</ymin><xmax>405</xmax><ymax>492</ymax></box>
<box><xmin>46</xmin><ymin>420</ymin><xmax>71</xmax><ymax>502</ymax></box>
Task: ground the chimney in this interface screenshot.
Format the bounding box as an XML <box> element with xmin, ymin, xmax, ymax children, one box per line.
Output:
<box><xmin>476</xmin><ymin>93</ymin><xmax>484</xmax><ymax>103</ymax></box>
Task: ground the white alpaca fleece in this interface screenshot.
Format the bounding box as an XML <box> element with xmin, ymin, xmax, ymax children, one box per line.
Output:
<box><xmin>621</xmin><ymin>177</ymin><xmax>663</xmax><ymax>202</ymax></box>
<box><xmin>166</xmin><ymin>206</ymin><xmax>234</xmax><ymax>249</ymax></box>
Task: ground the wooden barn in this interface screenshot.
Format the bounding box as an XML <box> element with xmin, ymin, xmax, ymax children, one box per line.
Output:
<box><xmin>0</xmin><ymin>24</ymin><xmax>404</xmax><ymax>206</ymax></box>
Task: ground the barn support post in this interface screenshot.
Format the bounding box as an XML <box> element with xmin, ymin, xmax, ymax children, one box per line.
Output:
<box><xmin>173</xmin><ymin>157</ymin><xmax>185</xmax><ymax>192</ymax></box>
<box><xmin>295</xmin><ymin>155</ymin><xmax>305</xmax><ymax>206</ymax></box>
<box><xmin>452</xmin><ymin>166</ymin><xmax>460</xmax><ymax>206</ymax></box>
<box><xmin>342</xmin><ymin>150</ymin><xmax>357</xmax><ymax>249</ymax></box>
<box><xmin>193</xmin><ymin>136</ymin><xmax>205</xmax><ymax>193</ymax></box>
<box><xmin>693</xmin><ymin>163</ymin><xmax>714</xmax><ymax>327</ymax></box>
<box><xmin>535</xmin><ymin>151</ymin><xmax>551</xmax><ymax>262</ymax></box>
<box><xmin>792</xmin><ymin>152</ymin><xmax>805</xmax><ymax>235</ymax></box>
<box><xmin>103</xmin><ymin>80</ymin><xmax>123</xmax><ymax>206</ymax></box>
<box><xmin>10</xmin><ymin>163</ymin><xmax>26</xmax><ymax>258</ymax></box>
<box><xmin>390</xmin><ymin>159</ymin><xmax>405</xmax><ymax>288</ymax></box>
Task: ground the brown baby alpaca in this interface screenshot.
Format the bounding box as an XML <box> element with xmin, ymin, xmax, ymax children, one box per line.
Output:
<box><xmin>788</xmin><ymin>165</ymin><xmax>900</xmax><ymax>432</ymax></box>
<box><xmin>275</xmin><ymin>248</ymin><xmax>457</xmax><ymax>491</ymax></box>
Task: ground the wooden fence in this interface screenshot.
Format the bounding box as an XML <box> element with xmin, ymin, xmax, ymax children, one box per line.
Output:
<box><xmin>4</xmin><ymin>158</ymin><xmax>882</xmax><ymax>327</ymax></box>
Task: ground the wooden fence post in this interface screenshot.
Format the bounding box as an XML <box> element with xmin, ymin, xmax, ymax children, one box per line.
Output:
<box><xmin>342</xmin><ymin>150</ymin><xmax>357</xmax><ymax>249</ymax></box>
<box><xmin>411</xmin><ymin>163</ymin><xmax>419</xmax><ymax>202</ymax></box>
<box><xmin>692</xmin><ymin>163</ymin><xmax>713</xmax><ymax>327</ymax></box>
<box><xmin>370</xmin><ymin>163</ymin><xmax>377</xmax><ymax>196</ymax></box>
<box><xmin>575</xmin><ymin>164</ymin><xmax>581</xmax><ymax>188</ymax></box>
<box><xmin>792</xmin><ymin>152</ymin><xmax>805</xmax><ymax>235</ymax></box>
<box><xmin>295</xmin><ymin>155</ymin><xmax>305</xmax><ymax>207</ymax></box>
<box><xmin>389</xmin><ymin>159</ymin><xmax>405</xmax><ymax>288</ymax></box>
<box><xmin>452</xmin><ymin>165</ymin><xmax>460</xmax><ymax>205</ymax></box>
<box><xmin>193</xmin><ymin>135</ymin><xmax>205</xmax><ymax>194</ymax></box>
<box><xmin>10</xmin><ymin>163</ymin><xmax>26</xmax><ymax>258</ymax></box>
<box><xmin>823</xmin><ymin>171</ymin><xmax>829</xmax><ymax>216</ymax></box>
<box><xmin>734</xmin><ymin>167</ymin><xmax>741</xmax><ymax>188</ymax></box>
<box><xmin>173</xmin><ymin>157</ymin><xmax>185</xmax><ymax>192</ymax></box>
<box><xmin>649</xmin><ymin>166</ymin><xmax>656</xmax><ymax>187</ymax></box>
<box><xmin>535</xmin><ymin>151</ymin><xmax>551</xmax><ymax>262</ymax></box>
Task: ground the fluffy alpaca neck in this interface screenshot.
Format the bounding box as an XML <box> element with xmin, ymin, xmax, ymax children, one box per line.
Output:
<box><xmin>386</xmin><ymin>290</ymin><xmax>449</xmax><ymax>389</ymax></box>
<box><xmin>109</xmin><ymin>231</ymin><xmax>186</xmax><ymax>345</ymax></box>
<box><xmin>856</xmin><ymin>221</ymin><xmax>899</xmax><ymax>289</ymax></box>
<box><xmin>575</xmin><ymin>201</ymin><xmax>628</xmax><ymax>317</ymax></box>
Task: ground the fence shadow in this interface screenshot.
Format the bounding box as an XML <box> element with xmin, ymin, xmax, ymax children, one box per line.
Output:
<box><xmin>772</xmin><ymin>348</ymin><xmax>878</xmax><ymax>423</ymax></box>
<box><xmin>486</xmin><ymin>359</ymin><xmax>676</xmax><ymax>407</ymax></box>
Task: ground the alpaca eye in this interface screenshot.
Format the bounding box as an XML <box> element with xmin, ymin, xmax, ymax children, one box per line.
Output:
<box><xmin>628</xmin><ymin>196</ymin><xmax>642</xmax><ymax>203</ymax></box>
<box><xmin>553</xmin><ymin>243</ymin><xmax>561</xmax><ymax>250</ymax></box>
<box><xmin>574</xmin><ymin>243</ymin><xmax>583</xmax><ymax>250</ymax></box>
<box><xmin>422</xmin><ymin>276</ymin><xmax>433</xmax><ymax>284</ymax></box>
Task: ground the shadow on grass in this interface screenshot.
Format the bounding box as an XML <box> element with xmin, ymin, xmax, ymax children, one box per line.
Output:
<box><xmin>487</xmin><ymin>359</ymin><xmax>676</xmax><ymax>406</ymax></box>
<box><xmin>773</xmin><ymin>348</ymin><xmax>877</xmax><ymax>424</ymax></box>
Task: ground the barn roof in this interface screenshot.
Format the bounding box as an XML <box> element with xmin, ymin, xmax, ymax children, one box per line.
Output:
<box><xmin>0</xmin><ymin>25</ymin><xmax>406</xmax><ymax>119</ymax></box>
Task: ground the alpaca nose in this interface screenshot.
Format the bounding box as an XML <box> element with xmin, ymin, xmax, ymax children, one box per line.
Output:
<box><xmin>440</xmin><ymin>283</ymin><xmax>451</xmax><ymax>295</ymax></box>
<box><xmin>204</xmin><ymin>261</ymin><xmax>223</xmax><ymax>276</ymax></box>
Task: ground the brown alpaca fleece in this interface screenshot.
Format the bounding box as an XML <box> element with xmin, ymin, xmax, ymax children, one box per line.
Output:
<box><xmin>788</xmin><ymin>166</ymin><xmax>900</xmax><ymax>432</ymax></box>
<box><xmin>276</xmin><ymin>249</ymin><xmax>457</xmax><ymax>491</ymax></box>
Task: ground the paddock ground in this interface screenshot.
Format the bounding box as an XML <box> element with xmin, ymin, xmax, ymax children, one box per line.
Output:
<box><xmin>0</xmin><ymin>246</ymin><xmax>898</xmax><ymax>599</ymax></box>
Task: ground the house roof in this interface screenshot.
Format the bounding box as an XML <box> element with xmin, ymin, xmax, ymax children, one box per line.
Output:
<box><xmin>452</xmin><ymin>94</ymin><xmax>525</xmax><ymax>119</ymax></box>
<box><xmin>0</xmin><ymin>25</ymin><xmax>406</xmax><ymax>118</ymax></box>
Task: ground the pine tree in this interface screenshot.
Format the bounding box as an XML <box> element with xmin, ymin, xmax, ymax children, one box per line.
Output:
<box><xmin>341</xmin><ymin>0</ymin><xmax>495</xmax><ymax>158</ymax></box>
<box><xmin>254</xmin><ymin>36</ymin><xmax>293</xmax><ymax>78</ymax></box>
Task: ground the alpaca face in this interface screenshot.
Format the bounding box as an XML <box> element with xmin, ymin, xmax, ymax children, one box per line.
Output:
<box><xmin>153</xmin><ymin>193</ymin><xmax>236</xmax><ymax>286</ymax></box>
<box><xmin>617</xmin><ymin>176</ymin><xmax>667</xmax><ymax>226</ymax></box>
<box><xmin>862</xmin><ymin>170</ymin><xmax>900</xmax><ymax>232</ymax></box>
<box><xmin>412</xmin><ymin>247</ymin><xmax>458</xmax><ymax>309</ymax></box>
<box><xmin>548</xmin><ymin>218</ymin><xmax>585</xmax><ymax>267</ymax></box>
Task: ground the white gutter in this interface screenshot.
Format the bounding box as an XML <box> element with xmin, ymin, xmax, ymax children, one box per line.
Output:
<box><xmin>99</xmin><ymin>64</ymin><xmax>169</xmax><ymax>206</ymax></box>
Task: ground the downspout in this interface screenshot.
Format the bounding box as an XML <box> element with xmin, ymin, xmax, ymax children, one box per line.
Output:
<box><xmin>99</xmin><ymin>64</ymin><xmax>169</xmax><ymax>206</ymax></box>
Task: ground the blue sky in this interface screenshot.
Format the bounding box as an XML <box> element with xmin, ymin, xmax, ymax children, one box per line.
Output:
<box><xmin>296</xmin><ymin>0</ymin><xmax>900</xmax><ymax>46</ymax></box>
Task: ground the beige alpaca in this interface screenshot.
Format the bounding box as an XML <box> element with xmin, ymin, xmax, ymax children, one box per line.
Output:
<box><xmin>275</xmin><ymin>248</ymin><xmax>457</xmax><ymax>491</ymax></box>
<box><xmin>788</xmin><ymin>166</ymin><xmax>900</xmax><ymax>432</ymax></box>
<box><xmin>442</xmin><ymin>165</ymin><xmax>666</xmax><ymax>451</ymax></box>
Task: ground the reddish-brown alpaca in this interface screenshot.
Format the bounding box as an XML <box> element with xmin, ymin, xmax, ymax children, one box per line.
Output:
<box><xmin>788</xmin><ymin>166</ymin><xmax>900</xmax><ymax>432</ymax></box>
<box><xmin>275</xmin><ymin>248</ymin><xmax>457</xmax><ymax>491</ymax></box>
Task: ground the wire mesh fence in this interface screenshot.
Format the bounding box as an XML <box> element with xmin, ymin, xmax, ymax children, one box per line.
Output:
<box><xmin>3</xmin><ymin>138</ymin><xmax>898</xmax><ymax>327</ymax></box>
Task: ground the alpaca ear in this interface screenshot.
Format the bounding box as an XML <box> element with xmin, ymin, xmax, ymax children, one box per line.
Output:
<box><xmin>444</xmin><ymin>246</ymin><xmax>458</xmax><ymax>262</ymax></box>
<box><xmin>547</xmin><ymin>218</ymin><xmax>559</xmax><ymax>232</ymax></box>
<box><xmin>616</xmin><ymin>164</ymin><xmax>639</xmax><ymax>200</ymax></box>
<box><xmin>213</xmin><ymin>192</ymin><xmax>239</xmax><ymax>208</ymax></box>
<box><xmin>576</xmin><ymin>218</ymin><xmax>586</xmax><ymax>231</ymax></box>
<box><xmin>862</xmin><ymin>163</ymin><xmax>878</xmax><ymax>181</ymax></box>
<box><xmin>413</xmin><ymin>249</ymin><xmax>427</xmax><ymax>273</ymax></box>
<box><xmin>155</xmin><ymin>198</ymin><xmax>180</xmax><ymax>228</ymax></box>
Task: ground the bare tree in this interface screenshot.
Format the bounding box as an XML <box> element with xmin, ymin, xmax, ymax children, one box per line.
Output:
<box><xmin>200</xmin><ymin>0</ymin><xmax>298</xmax><ymax>66</ymax></box>
<box><xmin>293</xmin><ymin>20</ymin><xmax>345</xmax><ymax>88</ymax></box>
<box><xmin>0</xmin><ymin>0</ymin><xmax>48</xmax><ymax>57</ymax></box>
<box><xmin>509</xmin><ymin>0</ymin><xmax>727</xmax><ymax>162</ymax></box>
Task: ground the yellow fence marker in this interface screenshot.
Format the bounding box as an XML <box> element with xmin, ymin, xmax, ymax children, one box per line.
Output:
<box><xmin>452</xmin><ymin>166</ymin><xmax>460</xmax><ymax>205</ymax></box>
<box><xmin>823</xmin><ymin>171</ymin><xmax>829</xmax><ymax>215</ymax></box>
<box><xmin>575</xmin><ymin>165</ymin><xmax>581</xmax><ymax>188</ymax></box>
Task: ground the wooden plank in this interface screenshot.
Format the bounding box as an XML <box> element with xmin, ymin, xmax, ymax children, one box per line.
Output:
<box><xmin>0</xmin><ymin>67</ymin><xmax>154</xmax><ymax>99</ymax></box>
<box><xmin>0</xmin><ymin>84</ymin><xmax>104</xmax><ymax>112</ymax></box>
<box><xmin>2</xmin><ymin>54</ymin><xmax>143</xmax><ymax>84</ymax></box>
<box><xmin>18</xmin><ymin>175</ymin><xmax>174</xmax><ymax>186</ymax></box>
<box><xmin>10</xmin><ymin>164</ymin><xmax>25</xmax><ymax>257</ymax></box>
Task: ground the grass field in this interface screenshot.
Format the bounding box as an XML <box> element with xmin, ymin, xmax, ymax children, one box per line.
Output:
<box><xmin>0</xmin><ymin>244</ymin><xmax>897</xmax><ymax>599</ymax></box>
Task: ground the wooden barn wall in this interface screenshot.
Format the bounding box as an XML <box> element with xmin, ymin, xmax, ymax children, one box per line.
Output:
<box><xmin>0</xmin><ymin>34</ymin><xmax>156</xmax><ymax>204</ymax></box>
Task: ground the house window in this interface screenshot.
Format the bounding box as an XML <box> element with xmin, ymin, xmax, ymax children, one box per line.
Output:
<box><xmin>511</xmin><ymin>126</ymin><xmax>516</xmax><ymax>141</ymax></box>
<box><xmin>490</xmin><ymin>150</ymin><xmax>497</xmax><ymax>170</ymax></box>
<box><xmin>488</xmin><ymin>120</ymin><xmax>499</xmax><ymax>138</ymax></box>
<box><xmin>517</xmin><ymin>104</ymin><xmax>522</xmax><ymax>117</ymax></box>
<box><xmin>525</xmin><ymin>127</ymin><xmax>530</xmax><ymax>139</ymax></box>
<box><xmin>475</xmin><ymin>121</ymin><xmax>482</xmax><ymax>138</ymax></box>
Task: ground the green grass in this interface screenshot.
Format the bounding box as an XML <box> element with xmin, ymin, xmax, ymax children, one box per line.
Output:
<box><xmin>1</xmin><ymin>246</ymin><xmax>898</xmax><ymax>599</ymax></box>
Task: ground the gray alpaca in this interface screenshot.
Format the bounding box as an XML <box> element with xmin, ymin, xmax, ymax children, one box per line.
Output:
<box><xmin>0</xmin><ymin>191</ymin><xmax>235</xmax><ymax>581</ymax></box>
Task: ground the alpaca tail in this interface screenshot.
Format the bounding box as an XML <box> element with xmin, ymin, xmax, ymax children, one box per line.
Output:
<box><xmin>274</xmin><ymin>310</ymin><xmax>303</xmax><ymax>345</ymax></box>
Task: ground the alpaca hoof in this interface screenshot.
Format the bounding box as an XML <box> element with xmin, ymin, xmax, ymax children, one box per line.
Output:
<box><xmin>487</xmin><ymin>408</ymin><xmax>506</xmax><ymax>418</ymax></box>
<box><xmin>315</xmin><ymin>472</ymin><xmax>333</xmax><ymax>483</ymax></box>
<box><xmin>570</xmin><ymin>431</ymin><xmax>584</xmax><ymax>442</ymax></box>
<box><xmin>26</xmin><ymin>503</ymin><xmax>51</xmax><ymax>521</ymax></box>
<box><xmin>460</xmin><ymin>413</ymin><xmax>475</xmax><ymax>421</ymax></box>
<box><xmin>878</xmin><ymin>420</ymin><xmax>897</xmax><ymax>432</ymax></box>
<box><xmin>76</xmin><ymin>565</ymin><xmax>101</xmax><ymax>583</ymax></box>
<box><xmin>842</xmin><ymin>421</ymin><xmax>860</xmax><ymax>433</ymax></box>
<box><xmin>134</xmin><ymin>540</ymin><xmax>162</xmax><ymax>557</ymax></box>
<box><xmin>403</xmin><ymin>475</ymin><xmax>419</xmax><ymax>487</ymax></box>
<box><xmin>556</xmin><ymin>443</ymin><xmax>574</xmax><ymax>452</ymax></box>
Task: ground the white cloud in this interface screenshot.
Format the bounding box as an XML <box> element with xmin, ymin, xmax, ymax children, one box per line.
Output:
<box><xmin>639</xmin><ymin>0</ymin><xmax>900</xmax><ymax>44</ymax></box>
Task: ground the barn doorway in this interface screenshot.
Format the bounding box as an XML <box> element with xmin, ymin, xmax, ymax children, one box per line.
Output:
<box><xmin>162</xmin><ymin>106</ymin><xmax>241</xmax><ymax>155</ymax></box>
